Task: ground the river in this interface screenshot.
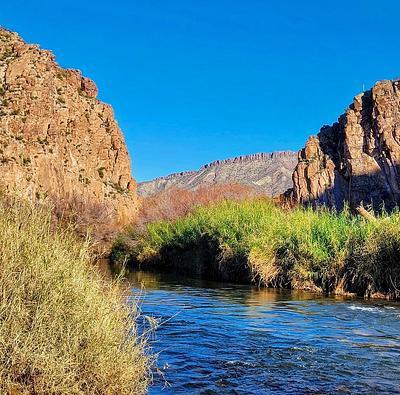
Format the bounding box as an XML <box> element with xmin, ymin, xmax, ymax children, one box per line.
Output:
<box><xmin>127</xmin><ymin>270</ymin><xmax>400</xmax><ymax>394</ymax></box>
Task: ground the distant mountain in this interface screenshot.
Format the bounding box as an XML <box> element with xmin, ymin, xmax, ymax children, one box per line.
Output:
<box><xmin>138</xmin><ymin>151</ymin><xmax>298</xmax><ymax>197</ymax></box>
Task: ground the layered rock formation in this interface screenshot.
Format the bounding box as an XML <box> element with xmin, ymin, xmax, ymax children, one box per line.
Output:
<box><xmin>138</xmin><ymin>151</ymin><xmax>298</xmax><ymax>197</ymax></box>
<box><xmin>292</xmin><ymin>79</ymin><xmax>400</xmax><ymax>210</ymax></box>
<box><xmin>0</xmin><ymin>28</ymin><xmax>137</xmax><ymax>220</ymax></box>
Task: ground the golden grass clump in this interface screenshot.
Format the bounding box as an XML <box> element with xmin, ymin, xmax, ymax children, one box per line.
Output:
<box><xmin>0</xmin><ymin>198</ymin><xmax>150</xmax><ymax>394</ymax></box>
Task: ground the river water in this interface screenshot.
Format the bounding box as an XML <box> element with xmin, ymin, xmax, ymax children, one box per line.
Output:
<box><xmin>127</xmin><ymin>271</ymin><xmax>400</xmax><ymax>394</ymax></box>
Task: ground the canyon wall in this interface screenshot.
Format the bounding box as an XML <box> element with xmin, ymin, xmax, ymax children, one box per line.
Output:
<box><xmin>292</xmin><ymin>79</ymin><xmax>400</xmax><ymax>210</ymax></box>
<box><xmin>0</xmin><ymin>28</ymin><xmax>138</xmax><ymax>221</ymax></box>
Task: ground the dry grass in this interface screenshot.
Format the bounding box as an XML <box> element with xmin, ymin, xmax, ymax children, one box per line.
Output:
<box><xmin>0</xmin><ymin>197</ymin><xmax>150</xmax><ymax>394</ymax></box>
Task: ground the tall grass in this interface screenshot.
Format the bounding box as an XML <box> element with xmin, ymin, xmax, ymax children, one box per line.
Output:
<box><xmin>0</xmin><ymin>198</ymin><xmax>150</xmax><ymax>394</ymax></box>
<box><xmin>114</xmin><ymin>198</ymin><xmax>400</xmax><ymax>299</ymax></box>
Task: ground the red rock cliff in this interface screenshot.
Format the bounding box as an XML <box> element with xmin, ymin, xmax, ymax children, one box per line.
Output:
<box><xmin>292</xmin><ymin>79</ymin><xmax>400</xmax><ymax>210</ymax></box>
<box><xmin>0</xmin><ymin>28</ymin><xmax>138</xmax><ymax>220</ymax></box>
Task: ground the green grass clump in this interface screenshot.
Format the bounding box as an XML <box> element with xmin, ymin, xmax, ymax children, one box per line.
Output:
<box><xmin>114</xmin><ymin>198</ymin><xmax>400</xmax><ymax>299</ymax></box>
<box><xmin>0</xmin><ymin>198</ymin><xmax>150</xmax><ymax>394</ymax></box>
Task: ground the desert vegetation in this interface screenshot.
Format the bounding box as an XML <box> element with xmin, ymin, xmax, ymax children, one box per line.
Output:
<box><xmin>137</xmin><ymin>183</ymin><xmax>259</xmax><ymax>226</ymax></box>
<box><xmin>50</xmin><ymin>193</ymin><xmax>122</xmax><ymax>255</ymax></box>
<box><xmin>0</xmin><ymin>197</ymin><xmax>150</xmax><ymax>394</ymax></box>
<box><xmin>113</xmin><ymin>198</ymin><xmax>400</xmax><ymax>299</ymax></box>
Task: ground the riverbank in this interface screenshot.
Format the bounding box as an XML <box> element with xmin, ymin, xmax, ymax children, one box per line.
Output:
<box><xmin>0</xmin><ymin>198</ymin><xmax>150</xmax><ymax>394</ymax></box>
<box><xmin>112</xmin><ymin>198</ymin><xmax>400</xmax><ymax>299</ymax></box>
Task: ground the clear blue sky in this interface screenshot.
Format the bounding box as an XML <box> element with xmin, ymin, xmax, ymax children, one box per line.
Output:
<box><xmin>1</xmin><ymin>1</ymin><xmax>400</xmax><ymax>181</ymax></box>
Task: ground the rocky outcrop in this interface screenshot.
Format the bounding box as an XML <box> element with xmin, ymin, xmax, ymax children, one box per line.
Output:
<box><xmin>292</xmin><ymin>79</ymin><xmax>400</xmax><ymax>210</ymax></box>
<box><xmin>138</xmin><ymin>151</ymin><xmax>298</xmax><ymax>197</ymax></box>
<box><xmin>0</xmin><ymin>28</ymin><xmax>138</xmax><ymax>220</ymax></box>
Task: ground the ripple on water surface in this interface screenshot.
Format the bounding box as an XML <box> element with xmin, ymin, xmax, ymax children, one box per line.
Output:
<box><xmin>127</xmin><ymin>271</ymin><xmax>400</xmax><ymax>394</ymax></box>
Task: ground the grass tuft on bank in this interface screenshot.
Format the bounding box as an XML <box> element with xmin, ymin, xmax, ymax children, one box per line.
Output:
<box><xmin>113</xmin><ymin>198</ymin><xmax>400</xmax><ymax>299</ymax></box>
<box><xmin>0</xmin><ymin>198</ymin><xmax>150</xmax><ymax>394</ymax></box>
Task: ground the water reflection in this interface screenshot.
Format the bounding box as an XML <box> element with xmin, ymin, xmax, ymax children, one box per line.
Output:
<box><xmin>126</xmin><ymin>270</ymin><xmax>400</xmax><ymax>395</ymax></box>
<box><xmin>126</xmin><ymin>269</ymin><xmax>351</xmax><ymax>307</ymax></box>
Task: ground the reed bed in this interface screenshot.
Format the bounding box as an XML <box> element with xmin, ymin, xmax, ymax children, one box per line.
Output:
<box><xmin>114</xmin><ymin>198</ymin><xmax>400</xmax><ymax>299</ymax></box>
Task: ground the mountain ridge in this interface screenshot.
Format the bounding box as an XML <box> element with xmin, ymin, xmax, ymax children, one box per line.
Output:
<box><xmin>138</xmin><ymin>150</ymin><xmax>298</xmax><ymax>197</ymax></box>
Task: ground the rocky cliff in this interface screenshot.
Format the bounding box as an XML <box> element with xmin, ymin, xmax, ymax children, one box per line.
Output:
<box><xmin>292</xmin><ymin>79</ymin><xmax>400</xmax><ymax>210</ymax></box>
<box><xmin>0</xmin><ymin>28</ymin><xmax>137</xmax><ymax>220</ymax></box>
<box><xmin>138</xmin><ymin>151</ymin><xmax>298</xmax><ymax>197</ymax></box>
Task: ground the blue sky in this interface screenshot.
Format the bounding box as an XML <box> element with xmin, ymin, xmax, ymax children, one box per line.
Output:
<box><xmin>1</xmin><ymin>1</ymin><xmax>400</xmax><ymax>181</ymax></box>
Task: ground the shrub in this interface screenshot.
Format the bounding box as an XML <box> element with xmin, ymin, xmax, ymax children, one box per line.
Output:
<box><xmin>49</xmin><ymin>193</ymin><xmax>125</xmax><ymax>256</ymax></box>
<box><xmin>137</xmin><ymin>183</ymin><xmax>258</xmax><ymax>227</ymax></box>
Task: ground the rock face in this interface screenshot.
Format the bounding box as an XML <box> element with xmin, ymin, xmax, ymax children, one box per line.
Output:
<box><xmin>292</xmin><ymin>79</ymin><xmax>400</xmax><ymax>210</ymax></box>
<box><xmin>0</xmin><ymin>28</ymin><xmax>138</xmax><ymax>220</ymax></box>
<box><xmin>138</xmin><ymin>151</ymin><xmax>298</xmax><ymax>197</ymax></box>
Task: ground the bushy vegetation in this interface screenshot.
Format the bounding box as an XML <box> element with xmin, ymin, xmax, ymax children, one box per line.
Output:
<box><xmin>113</xmin><ymin>198</ymin><xmax>400</xmax><ymax>299</ymax></box>
<box><xmin>137</xmin><ymin>183</ymin><xmax>258</xmax><ymax>227</ymax></box>
<box><xmin>0</xmin><ymin>198</ymin><xmax>150</xmax><ymax>394</ymax></box>
<box><xmin>50</xmin><ymin>193</ymin><xmax>120</xmax><ymax>255</ymax></box>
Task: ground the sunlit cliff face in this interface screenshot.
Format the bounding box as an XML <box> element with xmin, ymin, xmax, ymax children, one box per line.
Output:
<box><xmin>0</xmin><ymin>28</ymin><xmax>138</xmax><ymax>222</ymax></box>
<box><xmin>293</xmin><ymin>80</ymin><xmax>400</xmax><ymax>211</ymax></box>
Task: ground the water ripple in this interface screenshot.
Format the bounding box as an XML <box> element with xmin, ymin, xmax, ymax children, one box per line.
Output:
<box><xmin>127</xmin><ymin>271</ymin><xmax>400</xmax><ymax>394</ymax></box>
